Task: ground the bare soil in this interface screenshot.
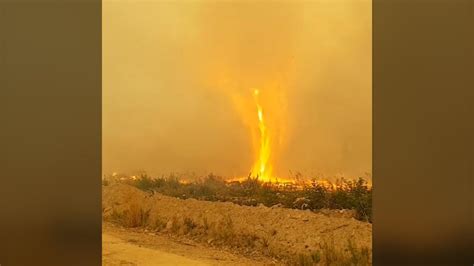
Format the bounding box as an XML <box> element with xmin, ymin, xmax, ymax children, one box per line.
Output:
<box><xmin>102</xmin><ymin>183</ymin><xmax>372</xmax><ymax>264</ymax></box>
<box><xmin>103</xmin><ymin>222</ymin><xmax>274</xmax><ymax>265</ymax></box>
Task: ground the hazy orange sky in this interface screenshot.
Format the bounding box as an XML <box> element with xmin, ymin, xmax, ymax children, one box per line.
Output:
<box><xmin>103</xmin><ymin>0</ymin><xmax>371</xmax><ymax>180</ymax></box>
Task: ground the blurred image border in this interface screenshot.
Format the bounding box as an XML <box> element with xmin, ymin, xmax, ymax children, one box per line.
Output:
<box><xmin>0</xmin><ymin>0</ymin><xmax>472</xmax><ymax>265</ymax></box>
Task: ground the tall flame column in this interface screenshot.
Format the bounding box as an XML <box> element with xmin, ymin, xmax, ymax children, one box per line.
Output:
<box><xmin>252</xmin><ymin>89</ymin><xmax>272</xmax><ymax>181</ymax></box>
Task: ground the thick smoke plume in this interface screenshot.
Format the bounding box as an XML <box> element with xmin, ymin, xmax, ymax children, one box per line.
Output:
<box><xmin>103</xmin><ymin>1</ymin><xmax>371</xmax><ymax>180</ymax></box>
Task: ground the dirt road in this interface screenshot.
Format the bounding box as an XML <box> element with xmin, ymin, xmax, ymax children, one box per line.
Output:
<box><xmin>103</xmin><ymin>233</ymin><xmax>208</xmax><ymax>266</ymax></box>
<box><xmin>102</xmin><ymin>223</ymin><xmax>276</xmax><ymax>266</ymax></box>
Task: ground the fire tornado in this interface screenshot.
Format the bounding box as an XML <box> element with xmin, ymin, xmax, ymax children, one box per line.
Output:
<box><xmin>252</xmin><ymin>89</ymin><xmax>272</xmax><ymax>181</ymax></box>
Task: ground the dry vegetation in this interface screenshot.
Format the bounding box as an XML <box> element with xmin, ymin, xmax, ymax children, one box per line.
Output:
<box><xmin>105</xmin><ymin>173</ymin><xmax>372</xmax><ymax>222</ymax></box>
<box><xmin>103</xmin><ymin>177</ymin><xmax>372</xmax><ymax>265</ymax></box>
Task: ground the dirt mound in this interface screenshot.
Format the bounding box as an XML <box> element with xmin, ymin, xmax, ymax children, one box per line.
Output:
<box><xmin>103</xmin><ymin>183</ymin><xmax>372</xmax><ymax>264</ymax></box>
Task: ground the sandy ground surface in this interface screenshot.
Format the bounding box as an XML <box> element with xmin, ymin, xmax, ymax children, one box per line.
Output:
<box><xmin>103</xmin><ymin>222</ymin><xmax>276</xmax><ymax>266</ymax></box>
<box><xmin>103</xmin><ymin>183</ymin><xmax>372</xmax><ymax>264</ymax></box>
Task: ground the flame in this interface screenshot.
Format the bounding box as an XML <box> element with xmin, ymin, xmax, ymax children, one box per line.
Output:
<box><xmin>252</xmin><ymin>89</ymin><xmax>273</xmax><ymax>181</ymax></box>
<box><xmin>226</xmin><ymin>82</ymin><xmax>290</xmax><ymax>183</ymax></box>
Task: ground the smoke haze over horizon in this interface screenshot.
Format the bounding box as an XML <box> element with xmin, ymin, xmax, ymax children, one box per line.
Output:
<box><xmin>103</xmin><ymin>0</ymin><xmax>372</xmax><ymax>180</ymax></box>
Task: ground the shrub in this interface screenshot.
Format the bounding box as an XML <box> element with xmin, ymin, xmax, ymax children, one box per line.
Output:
<box><xmin>183</xmin><ymin>217</ymin><xmax>197</xmax><ymax>234</ymax></box>
<box><xmin>127</xmin><ymin>173</ymin><xmax>372</xmax><ymax>222</ymax></box>
<box><xmin>152</xmin><ymin>217</ymin><xmax>166</xmax><ymax>231</ymax></box>
<box><xmin>318</xmin><ymin>237</ymin><xmax>371</xmax><ymax>266</ymax></box>
<box><xmin>134</xmin><ymin>174</ymin><xmax>155</xmax><ymax>191</ymax></box>
<box><xmin>296</xmin><ymin>251</ymin><xmax>321</xmax><ymax>266</ymax></box>
<box><xmin>110</xmin><ymin>204</ymin><xmax>151</xmax><ymax>228</ymax></box>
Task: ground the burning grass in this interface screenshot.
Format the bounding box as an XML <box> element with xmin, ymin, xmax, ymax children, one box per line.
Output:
<box><xmin>104</xmin><ymin>173</ymin><xmax>372</xmax><ymax>223</ymax></box>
